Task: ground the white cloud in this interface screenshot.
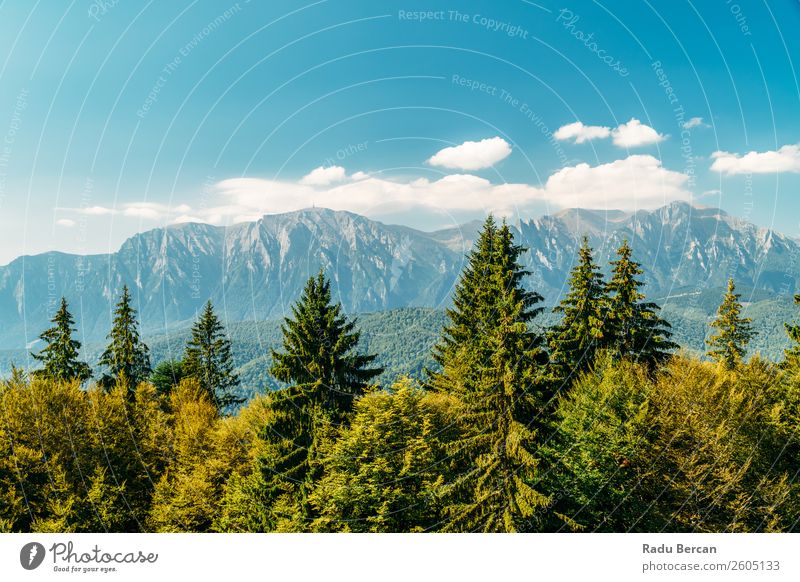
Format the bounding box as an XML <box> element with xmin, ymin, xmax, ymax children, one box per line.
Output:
<box><xmin>204</xmin><ymin>155</ymin><xmax>689</xmax><ymax>221</ymax></box>
<box><xmin>543</xmin><ymin>155</ymin><xmax>690</xmax><ymax>208</ymax></box>
<box><xmin>300</xmin><ymin>165</ymin><xmax>348</xmax><ymax>186</ymax></box>
<box><xmin>554</xmin><ymin>121</ymin><xmax>611</xmax><ymax>144</ymax></box>
<box><xmin>556</xmin><ymin>118</ymin><xmax>666</xmax><ymax>148</ymax></box>
<box><xmin>681</xmin><ymin>117</ymin><xmax>708</xmax><ymax>130</ymax></box>
<box><xmin>710</xmin><ymin>144</ymin><xmax>800</xmax><ymax>175</ymax></box>
<box><xmin>427</xmin><ymin>137</ymin><xmax>512</xmax><ymax>170</ymax></box>
<box><xmin>611</xmin><ymin>118</ymin><xmax>667</xmax><ymax>147</ymax></box>
<box><xmin>81</xmin><ymin>205</ymin><xmax>117</xmax><ymax>216</ymax></box>
<box><xmin>61</xmin><ymin>202</ymin><xmax>189</xmax><ymax>221</ymax></box>
<box><xmin>56</xmin><ymin>218</ymin><xmax>76</xmax><ymax>227</ymax></box>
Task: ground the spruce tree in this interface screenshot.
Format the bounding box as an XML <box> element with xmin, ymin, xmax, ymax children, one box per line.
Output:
<box><xmin>433</xmin><ymin>219</ymin><xmax>550</xmax><ymax>532</ymax></box>
<box><xmin>429</xmin><ymin>215</ymin><xmax>499</xmax><ymax>380</ymax></box>
<box><xmin>232</xmin><ymin>271</ymin><xmax>382</xmax><ymax>530</ymax></box>
<box><xmin>784</xmin><ymin>294</ymin><xmax>800</xmax><ymax>367</ymax></box>
<box><xmin>707</xmin><ymin>278</ymin><xmax>755</xmax><ymax>369</ymax></box>
<box><xmin>604</xmin><ymin>240</ymin><xmax>676</xmax><ymax>366</ymax></box>
<box><xmin>183</xmin><ymin>301</ymin><xmax>243</xmax><ymax>410</ymax></box>
<box><xmin>31</xmin><ymin>298</ymin><xmax>91</xmax><ymax>383</ymax></box>
<box><xmin>98</xmin><ymin>285</ymin><xmax>151</xmax><ymax>390</ymax></box>
<box><xmin>149</xmin><ymin>360</ymin><xmax>185</xmax><ymax>396</ymax></box>
<box><xmin>547</xmin><ymin>236</ymin><xmax>607</xmax><ymax>380</ymax></box>
<box><xmin>270</xmin><ymin>270</ymin><xmax>382</xmax><ymax>415</ymax></box>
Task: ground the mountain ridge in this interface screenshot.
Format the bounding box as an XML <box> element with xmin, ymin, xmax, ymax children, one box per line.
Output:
<box><xmin>1</xmin><ymin>201</ymin><xmax>797</xmax><ymax>350</ymax></box>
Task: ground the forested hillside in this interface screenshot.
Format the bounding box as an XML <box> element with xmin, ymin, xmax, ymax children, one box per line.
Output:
<box><xmin>2</xmin><ymin>219</ymin><xmax>800</xmax><ymax>533</ymax></box>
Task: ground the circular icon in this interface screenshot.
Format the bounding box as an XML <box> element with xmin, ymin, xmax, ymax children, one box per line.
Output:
<box><xmin>20</xmin><ymin>542</ymin><xmax>46</xmax><ymax>570</ymax></box>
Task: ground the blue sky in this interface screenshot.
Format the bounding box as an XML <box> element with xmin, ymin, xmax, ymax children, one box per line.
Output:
<box><xmin>0</xmin><ymin>0</ymin><xmax>798</xmax><ymax>264</ymax></box>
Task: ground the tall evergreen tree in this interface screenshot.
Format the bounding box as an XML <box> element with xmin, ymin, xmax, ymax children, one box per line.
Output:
<box><xmin>707</xmin><ymin>278</ymin><xmax>755</xmax><ymax>369</ymax></box>
<box><xmin>270</xmin><ymin>270</ymin><xmax>382</xmax><ymax>415</ymax></box>
<box><xmin>183</xmin><ymin>301</ymin><xmax>242</xmax><ymax>410</ymax></box>
<box><xmin>604</xmin><ymin>240</ymin><xmax>676</xmax><ymax>366</ymax></box>
<box><xmin>226</xmin><ymin>271</ymin><xmax>382</xmax><ymax>530</ymax></box>
<box><xmin>547</xmin><ymin>236</ymin><xmax>607</xmax><ymax>380</ymax></box>
<box><xmin>433</xmin><ymin>219</ymin><xmax>550</xmax><ymax>532</ymax></box>
<box><xmin>31</xmin><ymin>298</ymin><xmax>91</xmax><ymax>382</ymax></box>
<box><xmin>784</xmin><ymin>294</ymin><xmax>800</xmax><ymax>367</ymax></box>
<box><xmin>429</xmin><ymin>215</ymin><xmax>499</xmax><ymax>380</ymax></box>
<box><xmin>98</xmin><ymin>285</ymin><xmax>151</xmax><ymax>390</ymax></box>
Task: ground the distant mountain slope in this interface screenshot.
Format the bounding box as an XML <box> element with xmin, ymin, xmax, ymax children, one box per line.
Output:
<box><xmin>1</xmin><ymin>202</ymin><xmax>798</xmax><ymax>351</ymax></box>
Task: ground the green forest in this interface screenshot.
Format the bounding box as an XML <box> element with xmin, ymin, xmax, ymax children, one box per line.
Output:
<box><xmin>2</xmin><ymin>217</ymin><xmax>800</xmax><ymax>533</ymax></box>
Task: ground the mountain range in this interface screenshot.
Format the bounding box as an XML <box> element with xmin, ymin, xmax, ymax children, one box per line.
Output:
<box><xmin>0</xmin><ymin>200</ymin><xmax>798</xmax><ymax>356</ymax></box>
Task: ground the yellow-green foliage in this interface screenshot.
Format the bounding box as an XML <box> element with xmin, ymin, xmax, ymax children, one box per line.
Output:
<box><xmin>310</xmin><ymin>380</ymin><xmax>462</xmax><ymax>532</ymax></box>
<box><xmin>0</xmin><ymin>375</ymin><xmax>169</xmax><ymax>532</ymax></box>
<box><xmin>3</xmin><ymin>354</ymin><xmax>800</xmax><ymax>533</ymax></box>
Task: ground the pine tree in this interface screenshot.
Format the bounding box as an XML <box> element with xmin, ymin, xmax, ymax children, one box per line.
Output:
<box><xmin>183</xmin><ymin>301</ymin><xmax>242</xmax><ymax>410</ymax></box>
<box><xmin>433</xmin><ymin>219</ymin><xmax>550</xmax><ymax>532</ymax></box>
<box><xmin>784</xmin><ymin>294</ymin><xmax>800</xmax><ymax>367</ymax></box>
<box><xmin>548</xmin><ymin>236</ymin><xmax>607</xmax><ymax>380</ymax></box>
<box><xmin>604</xmin><ymin>240</ymin><xmax>676</xmax><ymax>366</ymax></box>
<box><xmin>707</xmin><ymin>278</ymin><xmax>755</xmax><ymax>369</ymax></box>
<box><xmin>98</xmin><ymin>285</ymin><xmax>151</xmax><ymax>391</ymax></box>
<box><xmin>270</xmin><ymin>270</ymin><xmax>382</xmax><ymax>415</ymax></box>
<box><xmin>31</xmin><ymin>298</ymin><xmax>91</xmax><ymax>382</ymax></box>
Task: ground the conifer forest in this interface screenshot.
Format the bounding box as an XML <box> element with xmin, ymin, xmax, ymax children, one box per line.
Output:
<box><xmin>3</xmin><ymin>218</ymin><xmax>799</xmax><ymax>534</ymax></box>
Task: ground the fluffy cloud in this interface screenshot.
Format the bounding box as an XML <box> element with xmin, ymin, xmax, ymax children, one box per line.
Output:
<box><xmin>55</xmin><ymin>218</ymin><xmax>76</xmax><ymax>227</ymax></box>
<box><xmin>300</xmin><ymin>165</ymin><xmax>348</xmax><ymax>186</ymax></box>
<box><xmin>543</xmin><ymin>155</ymin><xmax>690</xmax><ymax>208</ymax></box>
<box><xmin>556</xmin><ymin>118</ymin><xmax>666</xmax><ymax>148</ymax></box>
<box><xmin>553</xmin><ymin>121</ymin><xmax>611</xmax><ymax>144</ymax></box>
<box><xmin>710</xmin><ymin>144</ymin><xmax>800</xmax><ymax>175</ymax></box>
<box><xmin>427</xmin><ymin>137</ymin><xmax>512</xmax><ymax>170</ymax></box>
<box><xmin>611</xmin><ymin>118</ymin><xmax>667</xmax><ymax>147</ymax></box>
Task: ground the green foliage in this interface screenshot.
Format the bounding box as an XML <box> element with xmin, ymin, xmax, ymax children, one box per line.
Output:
<box><xmin>431</xmin><ymin>219</ymin><xmax>550</xmax><ymax>532</ymax></box>
<box><xmin>270</xmin><ymin>271</ymin><xmax>382</xmax><ymax>411</ymax></box>
<box><xmin>149</xmin><ymin>359</ymin><xmax>185</xmax><ymax>396</ymax></box>
<box><xmin>311</xmin><ymin>381</ymin><xmax>462</xmax><ymax>532</ymax></box>
<box><xmin>98</xmin><ymin>285</ymin><xmax>152</xmax><ymax>391</ymax></box>
<box><xmin>783</xmin><ymin>294</ymin><xmax>800</xmax><ymax>367</ymax></box>
<box><xmin>605</xmin><ymin>240</ymin><xmax>676</xmax><ymax>366</ymax></box>
<box><xmin>548</xmin><ymin>236</ymin><xmax>607</xmax><ymax>382</ymax></box>
<box><xmin>31</xmin><ymin>298</ymin><xmax>91</xmax><ymax>383</ymax></box>
<box><xmin>0</xmin><ymin>375</ymin><xmax>171</xmax><ymax>532</ymax></box>
<box><xmin>707</xmin><ymin>278</ymin><xmax>756</xmax><ymax>369</ymax></box>
<box><xmin>544</xmin><ymin>355</ymin><xmax>655</xmax><ymax>531</ymax></box>
<box><xmin>218</xmin><ymin>272</ymin><xmax>383</xmax><ymax>532</ymax></box>
<box><xmin>183</xmin><ymin>301</ymin><xmax>243</xmax><ymax>410</ymax></box>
